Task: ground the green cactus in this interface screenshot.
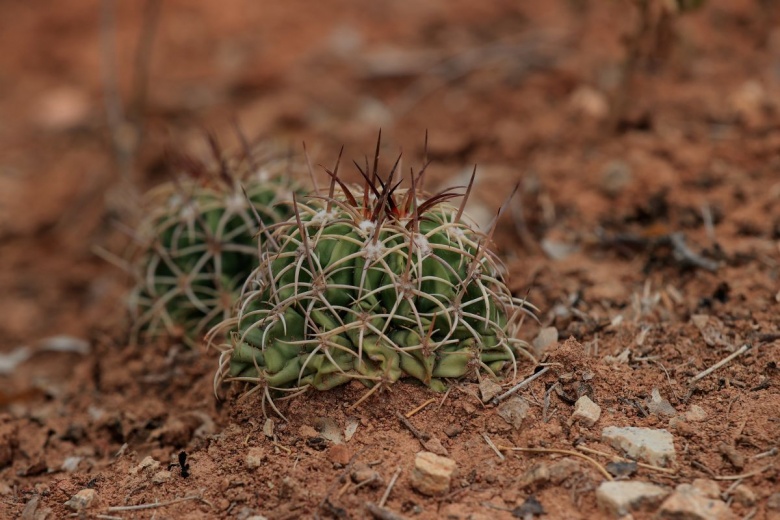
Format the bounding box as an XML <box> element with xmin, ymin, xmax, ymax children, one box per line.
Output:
<box><xmin>129</xmin><ymin>141</ymin><xmax>304</xmax><ymax>346</ymax></box>
<box><xmin>212</xmin><ymin>143</ymin><xmax>535</xmax><ymax>412</ymax></box>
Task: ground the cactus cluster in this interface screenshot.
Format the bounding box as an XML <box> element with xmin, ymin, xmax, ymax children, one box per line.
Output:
<box><xmin>128</xmin><ymin>141</ymin><xmax>303</xmax><ymax>346</ymax></box>
<box><xmin>211</xmin><ymin>145</ymin><xmax>534</xmax><ymax>412</ymax></box>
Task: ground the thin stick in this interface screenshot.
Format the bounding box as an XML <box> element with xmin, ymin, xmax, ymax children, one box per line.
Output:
<box><xmin>500</xmin><ymin>446</ymin><xmax>614</xmax><ymax>481</ymax></box>
<box><xmin>492</xmin><ymin>366</ymin><xmax>550</xmax><ymax>404</ymax></box>
<box><xmin>481</xmin><ymin>433</ymin><xmax>505</xmax><ymax>461</ymax></box>
<box><xmin>576</xmin><ymin>445</ymin><xmax>676</xmax><ymax>475</ymax></box>
<box><xmin>396</xmin><ymin>412</ymin><xmax>429</xmax><ymax>441</ymax></box>
<box><xmin>437</xmin><ymin>385</ymin><xmax>453</xmax><ymax>409</ymax></box>
<box><xmin>379</xmin><ymin>467</ymin><xmax>402</xmax><ymax>507</ymax></box>
<box><xmin>713</xmin><ymin>465</ymin><xmax>773</xmax><ymax>481</ymax></box>
<box><xmin>107</xmin><ymin>495</ymin><xmax>201</xmax><ymax>512</ymax></box>
<box><xmin>689</xmin><ymin>344</ymin><xmax>750</xmax><ymax>385</ymax></box>
<box><xmin>349</xmin><ymin>382</ymin><xmax>382</xmax><ymax>410</ymax></box>
<box><xmin>406</xmin><ymin>398</ymin><xmax>436</xmax><ymax>418</ymax></box>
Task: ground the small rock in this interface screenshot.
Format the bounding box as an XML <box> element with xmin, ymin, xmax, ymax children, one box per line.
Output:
<box><xmin>246</xmin><ymin>447</ymin><xmax>266</xmax><ymax>469</ymax></box>
<box><xmin>569</xmin><ymin>85</ymin><xmax>609</xmax><ymax>119</ymax></box>
<box><xmin>718</xmin><ymin>443</ymin><xmax>745</xmax><ymax>470</ymax></box>
<box><xmin>497</xmin><ymin>397</ymin><xmax>530</xmax><ymax>429</ymax></box>
<box><xmin>685</xmin><ymin>405</ymin><xmax>707</xmax><ymax>422</ymax></box>
<box><xmin>596</xmin><ymin>480</ymin><xmax>669</xmax><ymax>517</ymax></box>
<box><xmin>601</xmin><ymin>426</ymin><xmax>676</xmax><ymax>467</ymax></box>
<box><xmin>479</xmin><ymin>380</ymin><xmax>503</xmax><ymax>403</ymax></box>
<box><xmin>600</xmin><ymin>159</ymin><xmax>633</xmax><ymax>196</ymax></box>
<box><xmin>518</xmin><ymin>463</ymin><xmax>550</xmax><ymax>489</ymax></box>
<box><xmin>691</xmin><ymin>479</ymin><xmax>720</xmax><ymax>499</ymax></box>
<box><xmin>733</xmin><ymin>484</ymin><xmax>756</xmax><ymax>506</ymax></box>
<box><xmin>605</xmin><ymin>460</ymin><xmax>638</xmax><ymax>478</ymax></box>
<box><xmin>327</xmin><ymin>444</ymin><xmax>352</xmax><ymax>466</ymax></box>
<box><xmin>647</xmin><ymin>388</ymin><xmax>676</xmax><ymax>417</ymax></box>
<box><xmin>344</xmin><ymin>418</ymin><xmax>359</xmax><ymax>442</ymax></box>
<box><xmin>263</xmin><ymin>418</ymin><xmax>274</xmax><ymax>438</ymax></box>
<box><xmin>658</xmin><ymin>484</ymin><xmax>736</xmax><ymax>520</ymax></box>
<box><xmin>313</xmin><ymin>417</ymin><xmax>343</xmax><ymax>444</ymax></box>
<box><xmin>64</xmin><ymin>489</ymin><xmax>96</xmax><ymax>512</ymax></box>
<box><xmin>245</xmin><ymin>516</ymin><xmax>269</xmax><ymax>520</ymax></box>
<box><xmin>131</xmin><ymin>456</ymin><xmax>160</xmax><ymax>475</ymax></box>
<box><xmin>152</xmin><ymin>470</ymin><xmax>172</xmax><ymax>484</ymax></box>
<box><xmin>571</xmin><ymin>395</ymin><xmax>601</xmax><ymax>427</ymax></box>
<box><xmin>767</xmin><ymin>492</ymin><xmax>780</xmax><ymax>510</ymax></box>
<box><xmin>411</xmin><ymin>451</ymin><xmax>456</xmax><ymax>496</ymax></box>
<box><xmin>444</xmin><ymin>424</ymin><xmax>463</xmax><ymax>438</ymax></box>
<box><xmin>0</xmin><ymin>482</ymin><xmax>12</xmax><ymax>495</ymax></box>
<box><xmin>299</xmin><ymin>425</ymin><xmax>319</xmax><ymax>439</ymax></box>
<box><xmin>422</xmin><ymin>436</ymin><xmax>449</xmax><ymax>457</ymax></box>
<box><xmin>350</xmin><ymin>463</ymin><xmax>383</xmax><ymax>488</ymax></box>
<box><xmin>532</xmin><ymin>327</ymin><xmax>559</xmax><ymax>357</ymax></box>
<box><xmin>548</xmin><ymin>458</ymin><xmax>580</xmax><ymax>484</ymax></box>
<box><xmin>61</xmin><ymin>456</ymin><xmax>82</xmax><ymax>473</ymax></box>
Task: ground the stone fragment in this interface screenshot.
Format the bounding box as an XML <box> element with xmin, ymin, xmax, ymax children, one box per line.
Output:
<box><xmin>350</xmin><ymin>463</ymin><xmax>383</xmax><ymax>488</ymax></box>
<box><xmin>444</xmin><ymin>424</ymin><xmax>463</xmax><ymax>438</ymax></box>
<box><xmin>647</xmin><ymin>388</ymin><xmax>676</xmax><ymax>417</ymax></box>
<box><xmin>152</xmin><ymin>470</ymin><xmax>172</xmax><ymax>484</ymax></box>
<box><xmin>497</xmin><ymin>397</ymin><xmax>530</xmax><ymax>429</ymax></box>
<box><xmin>532</xmin><ymin>327</ymin><xmax>559</xmax><ymax>357</ymax></box>
<box><xmin>245</xmin><ymin>447</ymin><xmax>266</xmax><ymax>469</ymax></box>
<box><xmin>327</xmin><ymin>444</ymin><xmax>352</xmax><ymax>466</ymax></box>
<box><xmin>718</xmin><ymin>443</ymin><xmax>745</xmax><ymax>470</ymax></box>
<box><xmin>596</xmin><ymin>480</ymin><xmax>669</xmax><ymax>516</ymax></box>
<box><xmin>518</xmin><ymin>463</ymin><xmax>550</xmax><ymax>489</ymax></box>
<box><xmin>657</xmin><ymin>484</ymin><xmax>736</xmax><ymax>520</ymax></box>
<box><xmin>571</xmin><ymin>395</ymin><xmax>601</xmax><ymax>427</ymax></box>
<box><xmin>733</xmin><ymin>484</ymin><xmax>756</xmax><ymax>506</ymax></box>
<box><xmin>411</xmin><ymin>451</ymin><xmax>456</xmax><ymax>496</ymax></box>
<box><xmin>548</xmin><ymin>458</ymin><xmax>580</xmax><ymax>484</ymax></box>
<box><xmin>479</xmin><ymin>380</ymin><xmax>503</xmax><ymax>403</ymax></box>
<box><xmin>767</xmin><ymin>492</ymin><xmax>780</xmax><ymax>510</ymax></box>
<box><xmin>299</xmin><ymin>425</ymin><xmax>319</xmax><ymax>439</ymax></box>
<box><xmin>64</xmin><ymin>489</ymin><xmax>96</xmax><ymax>512</ymax></box>
<box><xmin>601</xmin><ymin>426</ymin><xmax>676</xmax><ymax>467</ymax></box>
<box><xmin>685</xmin><ymin>405</ymin><xmax>707</xmax><ymax>422</ymax></box>
<box><xmin>131</xmin><ymin>455</ymin><xmax>159</xmax><ymax>475</ymax></box>
<box><xmin>691</xmin><ymin>478</ymin><xmax>720</xmax><ymax>499</ymax></box>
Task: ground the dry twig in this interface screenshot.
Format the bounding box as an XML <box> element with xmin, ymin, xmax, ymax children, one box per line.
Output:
<box><xmin>492</xmin><ymin>366</ymin><xmax>550</xmax><ymax>404</ymax></box>
<box><xmin>689</xmin><ymin>344</ymin><xmax>750</xmax><ymax>385</ymax></box>
<box><xmin>107</xmin><ymin>495</ymin><xmax>202</xmax><ymax>512</ymax></box>
<box><xmin>500</xmin><ymin>445</ymin><xmax>614</xmax><ymax>481</ymax></box>
<box><xmin>379</xmin><ymin>467</ymin><xmax>402</xmax><ymax>508</ymax></box>
<box><xmin>576</xmin><ymin>445</ymin><xmax>676</xmax><ymax>475</ymax></box>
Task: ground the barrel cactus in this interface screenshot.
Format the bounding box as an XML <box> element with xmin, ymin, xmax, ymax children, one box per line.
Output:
<box><xmin>212</xmin><ymin>146</ymin><xmax>535</xmax><ymax>412</ymax></box>
<box><xmin>129</xmin><ymin>140</ymin><xmax>303</xmax><ymax>346</ymax></box>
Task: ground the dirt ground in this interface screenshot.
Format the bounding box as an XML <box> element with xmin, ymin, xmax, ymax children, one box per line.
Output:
<box><xmin>1</xmin><ymin>1</ymin><xmax>779</xmax><ymax>519</ymax></box>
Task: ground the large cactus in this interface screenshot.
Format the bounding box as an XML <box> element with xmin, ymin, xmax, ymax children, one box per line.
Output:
<box><xmin>212</xmin><ymin>144</ymin><xmax>535</xmax><ymax>412</ymax></box>
<box><xmin>129</xmin><ymin>140</ymin><xmax>303</xmax><ymax>346</ymax></box>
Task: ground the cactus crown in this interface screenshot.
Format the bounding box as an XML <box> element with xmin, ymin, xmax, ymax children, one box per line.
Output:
<box><xmin>129</xmin><ymin>139</ymin><xmax>303</xmax><ymax>346</ymax></box>
<box><xmin>213</xmin><ymin>137</ymin><xmax>535</xmax><ymax>415</ymax></box>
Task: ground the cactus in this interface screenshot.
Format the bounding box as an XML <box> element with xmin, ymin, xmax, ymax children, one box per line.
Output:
<box><xmin>212</xmin><ymin>141</ymin><xmax>535</xmax><ymax>413</ymax></box>
<box><xmin>129</xmin><ymin>140</ymin><xmax>304</xmax><ymax>346</ymax></box>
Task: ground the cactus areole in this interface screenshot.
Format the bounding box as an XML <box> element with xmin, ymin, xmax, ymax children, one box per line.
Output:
<box><xmin>214</xmin><ymin>145</ymin><xmax>534</xmax><ymax>407</ymax></box>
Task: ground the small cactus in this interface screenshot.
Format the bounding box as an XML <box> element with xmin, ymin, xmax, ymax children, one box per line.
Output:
<box><xmin>129</xmin><ymin>140</ymin><xmax>304</xmax><ymax>346</ymax></box>
<box><xmin>212</xmin><ymin>141</ymin><xmax>535</xmax><ymax>413</ymax></box>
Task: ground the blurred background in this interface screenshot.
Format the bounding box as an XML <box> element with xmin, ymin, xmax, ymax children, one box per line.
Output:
<box><xmin>1</xmin><ymin>0</ymin><xmax>779</xmax><ymax>348</ymax></box>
